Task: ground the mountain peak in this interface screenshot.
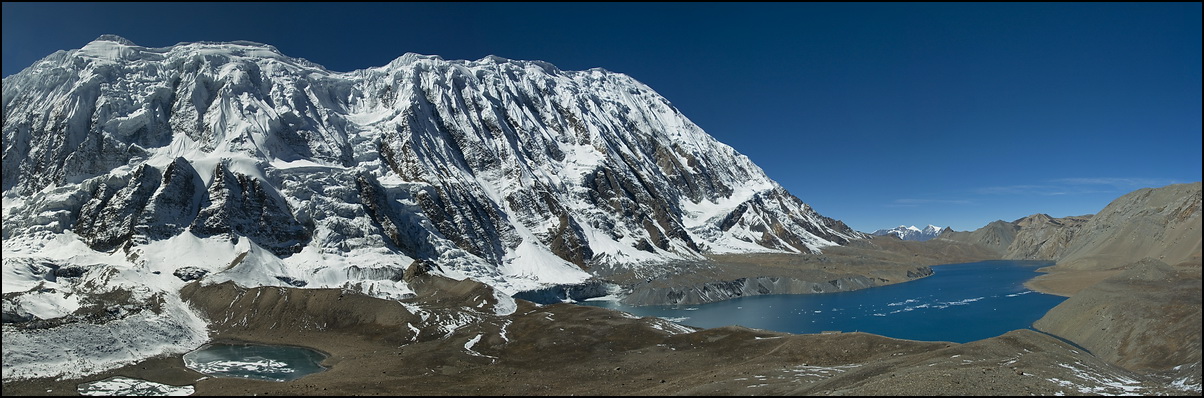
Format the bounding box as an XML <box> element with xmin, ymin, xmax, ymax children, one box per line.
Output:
<box><xmin>480</xmin><ymin>54</ymin><xmax>511</xmax><ymax>63</ymax></box>
<box><xmin>475</xmin><ymin>55</ymin><xmax>560</xmax><ymax>72</ymax></box>
<box><xmin>92</xmin><ymin>34</ymin><xmax>136</xmax><ymax>46</ymax></box>
<box><xmin>383</xmin><ymin>52</ymin><xmax>443</xmax><ymax>68</ymax></box>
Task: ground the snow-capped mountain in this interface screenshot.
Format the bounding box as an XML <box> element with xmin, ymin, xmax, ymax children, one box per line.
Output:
<box><xmin>869</xmin><ymin>224</ymin><xmax>946</xmax><ymax>241</ymax></box>
<box><xmin>3</xmin><ymin>35</ymin><xmax>864</xmax><ymax>298</ymax></box>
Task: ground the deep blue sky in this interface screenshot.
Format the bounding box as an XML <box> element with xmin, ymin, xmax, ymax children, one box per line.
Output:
<box><xmin>3</xmin><ymin>3</ymin><xmax>1201</xmax><ymax>232</ymax></box>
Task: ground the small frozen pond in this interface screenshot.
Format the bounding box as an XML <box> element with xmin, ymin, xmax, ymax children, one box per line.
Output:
<box><xmin>182</xmin><ymin>343</ymin><xmax>327</xmax><ymax>382</ymax></box>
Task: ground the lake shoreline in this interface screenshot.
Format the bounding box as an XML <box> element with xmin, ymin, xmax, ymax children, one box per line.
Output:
<box><xmin>583</xmin><ymin>260</ymin><xmax>1066</xmax><ymax>344</ymax></box>
<box><xmin>1022</xmin><ymin>268</ymin><xmax>1123</xmax><ymax>297</ymax></box>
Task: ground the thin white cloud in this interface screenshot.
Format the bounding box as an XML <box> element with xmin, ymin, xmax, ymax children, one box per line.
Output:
<box><xmin>974</xmin><ymin>185</ymin><xmax>1059</xmax><ymax>195</ymax></box>
<box><xmin>975</xmin><ymin>178</ymin><xmax>1176</xmax><ymax>196</ymax></box>
<box><xmin>1049</xmin><ymin>178</ymin><xmax>1174</xmax><ymax>188</ymax></box>
<box><xmin>886</xmin><ymin>198</ymin><xmax>971</xmax><ymax>207</ymax></box>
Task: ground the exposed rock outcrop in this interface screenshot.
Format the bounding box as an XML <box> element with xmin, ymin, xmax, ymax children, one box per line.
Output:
<box><xmin>1006</xmin><ymin>213</ymin><xmax>1091</xmax><ymax>260</ymax></box>
<box><xmin>189</xmin><ymin>162</ymin><xmax>312</xmax><ymax>256</ymax></box>
<box><xmin>74</xmin><ymin>164</ymin><xmax>162</xmax><ymax>252</ymax></box>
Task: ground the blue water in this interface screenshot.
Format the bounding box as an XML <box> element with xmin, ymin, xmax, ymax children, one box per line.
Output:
<box><xmin>580</xmin><ymin>260</ymin><xmax>1067</xmax><ymax>343</ymax></box>
<box><xmin>183</xmin><ymin>343</ymin><xmax>327</xmax><ymax>382</ymax></box>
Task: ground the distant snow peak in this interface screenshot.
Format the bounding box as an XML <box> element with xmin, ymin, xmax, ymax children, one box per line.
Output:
<box><xmin>93</xmin><ymin>34</ymin><xmax>136</xmax><ymax>45</ymax></box>
<box><xmin>870</xmin><ymin>224</ymin><xmax>946</xmax><ymax>241</ymax></box>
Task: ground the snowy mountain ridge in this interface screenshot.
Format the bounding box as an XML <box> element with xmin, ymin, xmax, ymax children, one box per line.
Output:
<box><xmin>0</xmin><ymin>35</ymin><xmax>861</xmax><ymax>379</ymax></box>
<box><xmin>3</xmin><ymin>34</ymin><xmax>863</xmax><ymax>305</ymax></box>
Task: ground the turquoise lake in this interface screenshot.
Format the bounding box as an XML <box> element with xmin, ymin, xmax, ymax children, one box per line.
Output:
<box><xmin>182</xmin><ymin>343</ymin><xmax>328</xmax><ymax>382</ymax></box>
<box><xmin>580</xmin><ymin>260</ymin><xmax>1068</xmax><ymax>343</ymax></box>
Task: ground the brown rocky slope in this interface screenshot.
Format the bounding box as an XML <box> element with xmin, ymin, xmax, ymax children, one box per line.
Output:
<box><xmin>938</xmin><ymin>182</ymin><xmax>1200</xmax><ymax>271</ymax></box>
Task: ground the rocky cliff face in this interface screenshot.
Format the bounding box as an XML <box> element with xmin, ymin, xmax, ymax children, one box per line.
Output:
<box><xmin>2</xmin><ymin>35</ymin><xmax>864</xmax><ymax>297</ymax></box>
<box><xmin>937</xmin><ymin>214</ymin><xmax>1092</xmax><ymax>261</ymax></box>
<box><xmin>1005</xmin><ymin>213</ymin><xmax>1092</xmax><ymax>261</ymax></box>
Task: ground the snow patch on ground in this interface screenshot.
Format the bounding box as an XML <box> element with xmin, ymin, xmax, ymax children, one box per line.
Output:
<box><xmin>78</xmin><ymin>376</ymin><xmax>194</xmax><ymax>396</ymax></box>
<box><xmin>492</xmin><ymin>289</ymin><xmax>517</xmax><ymax>316</ymax></box>
<box><xmin>1050</xmin><ymin>361</ymin><xmax>1147</xmax><ymax>395</ymax></box>
<box><xmin>4</xmin><ymin>288</ymin><xmax>81</xmax><ymax>320</ymax></box>
<box><xmin>2</xmin><ymin>294</ymin><xmax>209</xmax><ymax>381</ymax></box>
<box><xmin>462</xmin><ymin>334</ymin><xmax>496</xmax><ymax>360</ymax></box>
<box><xmin>647</xmin><ymin>318</ymin><xmax>695</xmax><ymax>335</ymax></box>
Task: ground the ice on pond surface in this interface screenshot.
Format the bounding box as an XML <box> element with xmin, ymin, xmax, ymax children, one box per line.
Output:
<box><xmin>183</xmin><ymin>343</ymin><xmax>327</xmax><ymax>382</ymax></box>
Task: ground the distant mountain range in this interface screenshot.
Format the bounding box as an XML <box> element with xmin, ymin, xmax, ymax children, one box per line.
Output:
<box><xmin>936</xmin><ymin>182</ymin><xmax>1201</xmax><ymax>269</ymax></box>
<box><xmin>869</xmin><ymin>224</ymin><xmax>948</xmax><ymax>241</ymax></box>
